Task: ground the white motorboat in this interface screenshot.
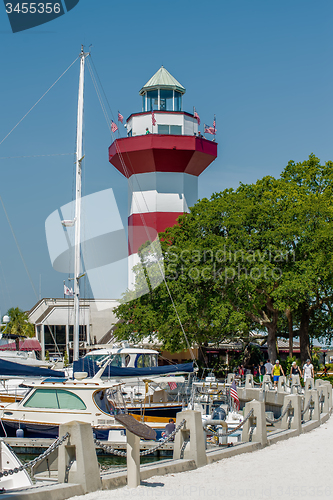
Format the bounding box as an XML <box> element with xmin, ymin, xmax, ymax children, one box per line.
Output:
<box><xmin>0</xmin><ymin>440</ymin><xmax>33</xmax><ymax>491</ymax></box>
<box><xmin>0</xmin><ymin>368</ymin><xmax>174</xmax><ymax>440</ymax></box>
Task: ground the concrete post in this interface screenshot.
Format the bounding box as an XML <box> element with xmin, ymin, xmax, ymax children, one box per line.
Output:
<box><xmin>241</xmin><ymin>399</ymin><xmax>267</xmax><ymax>445</ymax></box>
<box><xmin>277</xmin><ymin>376</ymin><xmax>286</xmax><ymax>393</ymax></box>
<box><xmin>303</xmin><ymin>390</ymin><xmax>320</xmax><ymax>421</ymax></box>
<box><xmin>291</xmin><ymin>375</ymin><xmax>301</xmax><ymax>394</ymax></box>
<box><xmin>315</xmin><ymin>384</ymin><xmax>329</xmax><ymax>414</ymax></box>
<box><xmin>227</xmin><ymin>373</ymin><xmax>234</xmax><ymax>384</ymax></box>
<box><xmin>315</xmin><ymin>380</ymin><xmax>332</xmax><ymax>410</ymax></box>
<box><xmin>280</xmin><ymin>394</ymin><xmax>302</xmax><ymax>434</ymax></box>
<box><xmin>245</xmin><ymin>374</ymin><xmax>254</xmax><ymax>388</ymax></box>
<box><xmin>58</xmin><ymin>421</ymin><xmax>101</xmax><ymax>493</ymax></box>
<box><xmin>127</xmin><ymin>431</ymin><xmax>140</xmax><ymax>488</ymax></box>
<box><xmin>173</xmin><ymin>410</ymin><xmax>207</xmax><ymax>467</ymax></box>
<box><xmin>262</xmin><ymin>374</ymin><xmax>271</xmax><ymax>391</ymax></box>
<box><xmin>305</xmin><ymin>378</ymin><xmax>315</xmax><ymax>391</ymax></box>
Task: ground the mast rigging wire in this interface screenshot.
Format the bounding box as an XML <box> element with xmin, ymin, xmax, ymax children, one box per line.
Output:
<box><xmin>0</xmin><ymin>57</ymin><xmax>79</xmax><ymax>147</ymax></box>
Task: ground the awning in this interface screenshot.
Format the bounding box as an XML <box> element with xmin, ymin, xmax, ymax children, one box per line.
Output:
<box><xmin>0</xmin><ymin>338</ymin><xmax>41</xmax><ymax>351</ymax></box>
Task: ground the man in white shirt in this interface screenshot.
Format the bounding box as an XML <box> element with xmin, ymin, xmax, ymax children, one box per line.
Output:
<box><xmin>264</xmin><ymin>359</ymin><xmax>273</xmax><ymax>377</ymax></box>
<box><xmin>302</xmin><ymin>359</ymin><xmax>314</xmax><ymax>381</ymax></box>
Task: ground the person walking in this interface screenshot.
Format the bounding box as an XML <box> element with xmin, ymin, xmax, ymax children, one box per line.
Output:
<box><xmin>272</xmin><ymin>359</ymin><xmax>284</xmax><ymax>389</ymax></box>
<box><xmin>259</xmin><ymin>361</ymin><xmax>265</xmax><ymax>386</ymax></box>
<box><xmin>264</xmin><ymin>359</ymin><xmax>273</xmax><ymax>377</ymax></box>
<box><xmin>290</xmin><ymin>361</ymin><xmax>302</xmax><ymax>378</ymax></box>
<box><xmin>303</xmin><ymin>359</ymin><xmax>314</xmax><ymax>382</ymax></box>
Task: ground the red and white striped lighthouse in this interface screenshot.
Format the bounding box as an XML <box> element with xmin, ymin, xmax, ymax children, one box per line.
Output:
<box><xmin>109</xmin><ymin>66</ymin><xmax>217</xmax><ymax>286</ymax></box>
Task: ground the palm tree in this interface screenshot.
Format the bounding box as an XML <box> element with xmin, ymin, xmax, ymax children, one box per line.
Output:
<box><xmin>3</xmin><ymin>307</ymin><xmax>35</xmax><ymax>338</ymax></box>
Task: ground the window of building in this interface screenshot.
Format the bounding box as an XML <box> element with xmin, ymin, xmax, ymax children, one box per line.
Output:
<box><xmin>174</xmin><ymin>91</ymin><xmax>182</xmax><ymax>111</ymax></box>
<box><xmin>160</xmin><ymin>89</ymin><xmax>173</xmax><ymax>111</ymax></box>
<box><xmin>24</xmin><ymin>388</ymin><xmax>86</xmax><ymax>410</ymax></box>
<box><xmin>158</xmin><ymin>125</ymin><xmax>182</xmax><ymax>135</ymax></box>
<box><xmin>68</xmin><ymin>325</ymin><xmax>87</xmax><ymax>343</ymax></box>
<box><xmin>147</xmin><ymin>90</ymin><xmax>158</xmax><ymax>111</ymax></box>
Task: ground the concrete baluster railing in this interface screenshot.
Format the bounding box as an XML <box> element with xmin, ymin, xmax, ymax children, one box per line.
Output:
<box><xmin>280</xmin><ymin>394</ymin><xmax>302</xmax><ymax>433</ymax></box>
<box><xmin>241</xmin><ymin>399</ymin><xmax>267</xmax><ymax>445</ymax></box>
<box><xmin>58</xmin><ymin>421</ymin><xmax>101</xmax><ymax>493</ymax></box>
<box><xmin>173</xmin><ymin>410</ymin><xmax>207</xmax><ymax>467</ymax></box>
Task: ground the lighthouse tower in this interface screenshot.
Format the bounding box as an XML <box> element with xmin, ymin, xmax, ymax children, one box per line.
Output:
<box><xmin>109</xmin><ymin>66</ymin><xmax>217</xmax><ymax>287</ymax></box>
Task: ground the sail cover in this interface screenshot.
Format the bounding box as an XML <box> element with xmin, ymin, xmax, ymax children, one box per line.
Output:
<box><xmin>73</xmin><ymin>358</ymin><xmax>194</xmax><ymax>378</ymax></box>
<box><xmin>0</xmin><ymin>358</ymin><xmax>65</xmax><ymax>378</ymax></box>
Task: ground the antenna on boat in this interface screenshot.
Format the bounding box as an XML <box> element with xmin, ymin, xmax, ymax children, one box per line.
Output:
<box><xmin>73</xmin><ymin>45</ymin><xmax>90</xmax><ymax>362</ymax></box>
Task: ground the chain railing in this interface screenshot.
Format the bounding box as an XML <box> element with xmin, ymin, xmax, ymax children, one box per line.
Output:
<box><xmin>179</xmin><ymin>438</ymin><xmax>190</xmax><ymax>459</ymax></box>
<box><xmin>301</xmin><ymin>397</ymin><xmax>313</xmax><ymax>417</ymax></box>
<box><xmin>203</xmin><ymin>408</ymin><xmax>254</xmax><ymax>437</ymax></box>
<box><xmin>0</xmin><ymin>432</ymin><xmax>70</xmax><ymax>478</ymax></box>
<box><xmin>94</xmin><ymin>419</ymin><xmax>187</xmax><ymax>459</ymax></box>
<box><xmin>265</xmin><ymin>401</ymin><xmax>292</xmax><ymax>424</ymax></box>
<box><xmin>319</xmin><ymin>391</ymin><xmax>324</xmax><ymax>413</ymax></box>
<box><xmin>140</xmin><ymin>419</ymin><xmax>186</xmax><ymax>457</ymax></box>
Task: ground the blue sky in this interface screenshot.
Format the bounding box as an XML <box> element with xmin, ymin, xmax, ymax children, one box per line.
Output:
<box><xmin>0</xmin><ymin>0</ymin><xmax>332</xmax><ymax>314</ymax></box>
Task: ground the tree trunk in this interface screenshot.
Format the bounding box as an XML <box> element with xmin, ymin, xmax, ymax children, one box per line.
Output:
<box><xmin>299</xmin><ymin>303</ymin><xmax>311</xmax><ymax>364</ymax></box>
<box><xmin>285</xmin><ymin>308</ymin><xmax>293</xmax><ymax>357</ymax></box>
<box><xmin>266</xmin><ymin>323</ymin><xmax>277</xmax><ymax>363</ymax></box>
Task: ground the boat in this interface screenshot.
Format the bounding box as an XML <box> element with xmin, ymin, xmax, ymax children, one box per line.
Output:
<box><xmin>0</xmin><ymin>440</ymin><xmax>33</xmax><ymax>490</ymax></box>
<box><xmin>0</xmin><ymin>370</ymin><xmax>171</xmax><ymax>440</ymax></box>
<box><xmin>188</xmin><ymin>374</ymin><xmax>244</xmax><ymax>440</ymax></box>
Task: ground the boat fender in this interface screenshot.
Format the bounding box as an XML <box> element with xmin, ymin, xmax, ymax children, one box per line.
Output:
<box><xmin>16</xmin><ymin>428</ymin><xmax>24</xmax><ymax>438</ymax></box>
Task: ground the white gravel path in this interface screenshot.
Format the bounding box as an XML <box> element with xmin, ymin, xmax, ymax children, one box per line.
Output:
<box><xmin>69</xmin><ymin>416</ymin><xmax>333</xmax><ymax>500</ymax></box>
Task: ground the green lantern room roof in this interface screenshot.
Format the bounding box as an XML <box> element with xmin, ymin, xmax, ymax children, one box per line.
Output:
<box><xmin>139</xmin><ymin>66</ymin><xmax>186</xmax><ymax>95</ymax></box>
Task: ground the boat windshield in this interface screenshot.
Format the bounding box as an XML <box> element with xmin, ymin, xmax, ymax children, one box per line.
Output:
<box><xmin>93</xmin><ymin>389</ymin><xmax>111</xmax><ymax>414</ymax></box>
<box><xmin>23</xmin><ymin>388</ymin><xmax>86</xmax><ymax>410</ymax></box>
<box><xmin>85</xmin><ymin>353</ymin><xmax>122</xmax><ymax>366</ymax></box>
<box><xmin>135</xmin><ymin>354</ymin><xmax>158</xmax><ymax>368</ymax></box>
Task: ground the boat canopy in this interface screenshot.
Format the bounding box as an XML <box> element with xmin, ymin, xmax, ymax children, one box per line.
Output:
<box><xmin>0</xmin><ymin>358</ymin><xmax>65</xmax><ymax>377</ymax></box>
<box><xmin>0</xmin><ymin>339</ymin><xmax>42</xmax><ymax>351</ymax></box>
<box><xmin>73</xmin><ymin>358</ymin><xmax>193</xmax><ymax>378</ymax></box>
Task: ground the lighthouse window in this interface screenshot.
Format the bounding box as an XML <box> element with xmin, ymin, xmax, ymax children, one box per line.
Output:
<box><xmin>158</xmin><ymin>125</ymin><xmax>182</xmax><ymax>135</ymax></box>
<box><xmin>160</xmin><ymin>90</ymin><xmax>173</xmax><ymax>111</ymax></box>
<box><xmin>170</xmin><ymin>125</ymin><xmax>182</xmax><ymax>135</ymax></box>
<box><xmin>147</xmin><ymin>90</ymin><xmax>158</xmax><ymax>111</ymax></box>
<box><xmin>158</xmin><ymin>125</ymin><xmax>169</xmax><ymax>134</ymax></box>
<box><xmin>174</xmin><ymin>91</ymin><xmax>182</xmax><ymax>111</ymax></box>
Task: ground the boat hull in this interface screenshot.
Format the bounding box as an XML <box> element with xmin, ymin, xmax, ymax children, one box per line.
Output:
<box><xmin>0</xmin><ymin>419</ymin><xmax>165</xmax><ymax>440</ymax></box>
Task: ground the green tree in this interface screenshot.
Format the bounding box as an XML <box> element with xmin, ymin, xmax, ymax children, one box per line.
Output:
<box><xmin>4</xmin><ymin>307</ymin><xmax>35</xmax><ymax>338</ymax></box>
<box><xmin>115</xmin><ymin>155</ymin><xmax>333</xmax><ymax>364</ymax></box>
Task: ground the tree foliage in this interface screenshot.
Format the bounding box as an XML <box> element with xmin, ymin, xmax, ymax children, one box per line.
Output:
<box><xmin>115</xmin><ymin>155</ymin><xmax>333</xmax><ymax>363</ymax></box>
<box><xmin>3</xmin><ymin>307</ymin><xmax>35</xmax><ymax>338</ymax></box>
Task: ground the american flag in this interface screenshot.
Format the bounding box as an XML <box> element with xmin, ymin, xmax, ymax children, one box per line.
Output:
<box><xmin>194</xmin><ymin>107</ymin><xmax>200</xmax><ymax>125</ymax></box>
<box><xmin>213</xmin><ymin>115</ymin><xmax>216</xmax><ymax>129</ymax></box>
<box><xmin>118</xmin><ymin>111</ymin><xmax>124</xmax><ymax>124</ymax></box>
<box><xmin>204</xmin><ymin>124</ymin><xmax>216</xmax><ymax>135</ymax></box>
<box><xmin>111</xmin><ymin>120</ymin><xmax>118</xmax><ymax>133</ymax></box>
<box><xmin>230</xmin><ymin>379</ymin><xmax>239</xmax><ymax>409</ymax></box>
<box><xmin>152</xmin><ymin>109</ymin><xmax>156</xmax><ymax>126</ymax></box>
<box><xmin>168</xmin><ymin>381</ymin><xmax>177</xmax><ymax>390</ymax></box>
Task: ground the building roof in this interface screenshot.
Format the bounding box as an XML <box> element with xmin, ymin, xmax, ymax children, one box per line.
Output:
<box><xmin>139</xmin><ymin>66</ymin><xmax>186</xmax><ymax>95</ymax></box>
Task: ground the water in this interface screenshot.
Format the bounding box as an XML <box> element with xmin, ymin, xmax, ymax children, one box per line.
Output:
<box><xmin>18</xmin><ymin>452</ymin><xmax>170</xmax><ymax>472</ymax></box>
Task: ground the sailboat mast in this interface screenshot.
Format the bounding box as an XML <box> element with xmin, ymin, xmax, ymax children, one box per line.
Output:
<box><xmin>73</xmin><ymin>46</ymin><xmax>88</xmax><ymax>362</ymax></box>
